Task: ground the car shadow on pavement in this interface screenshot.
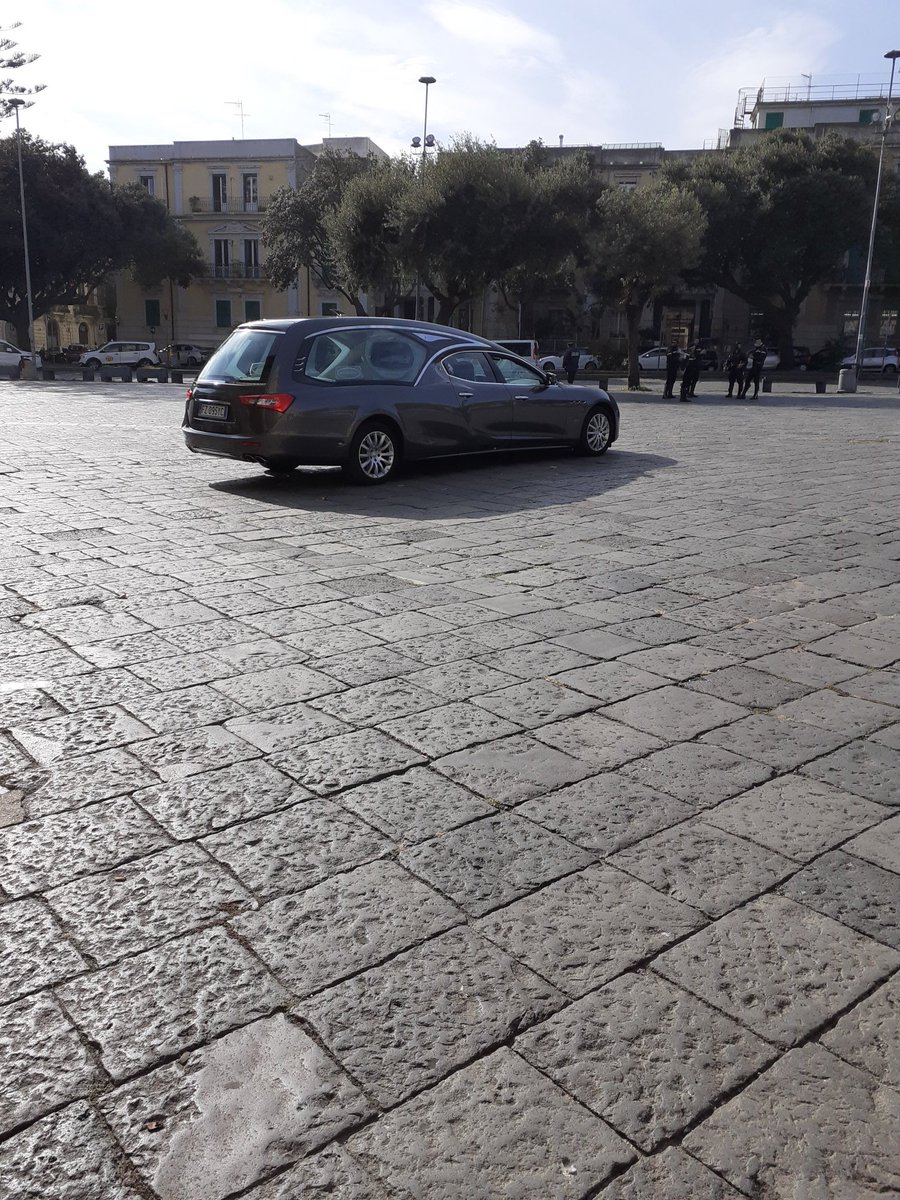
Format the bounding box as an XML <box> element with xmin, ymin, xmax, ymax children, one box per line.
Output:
<box><xmin>207</xmin><ymin>448</ymin><xmax>677</xmax><ymax>518</ymax></box>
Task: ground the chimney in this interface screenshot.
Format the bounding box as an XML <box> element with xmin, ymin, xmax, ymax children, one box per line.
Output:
<box><xmin>559</xmin><ymin>134</ymin><xmax>564</xmax><ymax>147</ymax></box>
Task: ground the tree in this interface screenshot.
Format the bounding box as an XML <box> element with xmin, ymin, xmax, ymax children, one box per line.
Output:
<box><xmin>393</xmin><ymin>137</ymin><xmax>605</xmax><ymax>324</ymax></box>
<box><xmin>0</xmin><ymin>134</ymin><xmax>203</xmax><ymax>349</ymax></box>
<box><xmin>325</xmin><ymin>156</ymin><xmax>416</xmax><ymax>312</ymax></box>
<box><xmin>1</xmin><ymin>22</ymin><xmax>44</xmax><ymax>120</ymax></box>
<box><xmin>263</xmin><ymin>149</ymin><xmax>375</xmax><ymax>315</ymax></box>
<box><xmin>664</xmin><ymin>130</ymin><xmax>898</xmax><ymax>366</ymax></box>
<box><xmin>587</xmin><ymin>183</ymin><xmax>705</xmax><ymax>387</ymax></box>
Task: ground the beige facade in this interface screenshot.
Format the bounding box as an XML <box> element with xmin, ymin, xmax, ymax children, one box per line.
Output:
<box><xmin>107</xmin><ymin>137</ymin><xmax>384</xmax><ymax>352</ymax></box>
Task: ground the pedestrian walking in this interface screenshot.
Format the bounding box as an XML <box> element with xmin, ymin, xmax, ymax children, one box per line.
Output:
<box><xmin>662</xmin><ymin>341</ymin><xmax>681</xmax><ymax>398</ymax></box>
<box><xmin>561</xmin><ymin>343</ymin><xmax>580</xmax><ymax>385</ymax></box>
<box><xmin>724</xmin><ymin>344</ymin><xmax>747</xmax><ymax>397</ymax></box>
<box><xmin>680</xmin><ymin>343</ymin><xmax>702</xmax><ymax>401</ymax></box>
<box><xmin>740</xmin><ymin>339</ymin><xmax>767</xmax><ymax>399</ymax></box>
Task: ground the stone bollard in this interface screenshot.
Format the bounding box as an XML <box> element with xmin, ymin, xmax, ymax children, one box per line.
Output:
<box><xmin>838</xmin><ymin>368</ymin><xmax>857</xmax><ymax>394</ymax></box>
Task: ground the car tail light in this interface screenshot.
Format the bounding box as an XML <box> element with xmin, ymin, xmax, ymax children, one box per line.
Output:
<box><xmin>186</xmin><ymin>387</ymin><xmax>193</xmax><ymax>401</ymax></box>
<box><xmin>239</xmin><ymin>393</ymin><xmax>294</xmax><ymax>412</ymax></box>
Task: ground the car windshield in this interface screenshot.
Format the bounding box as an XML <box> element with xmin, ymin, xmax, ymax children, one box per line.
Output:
<box><xmin>199</xmin><ymin>329</ymin><xmax>280</xmax><ymax>383</ymax></box>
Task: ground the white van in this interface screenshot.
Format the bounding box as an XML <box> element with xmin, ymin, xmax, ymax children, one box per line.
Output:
<box><xmin>494</xmin><ymin>339</ymin><xmax>539</xmax><ymax>361</ymax></box>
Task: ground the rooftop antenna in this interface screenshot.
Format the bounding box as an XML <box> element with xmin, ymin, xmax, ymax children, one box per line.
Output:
<box><xmin>226</xmin><ymin>100</ymin><xmax>249</xmax><ymax>138</ymax></box>
<box><xmin>801</xmin><ymin>73</ymin><xmax>812</xmax><ymax>99</ymax></box>
<box><xmin>319</xmin><ymin>112</ymin><xmax>333</xmax><ymax>137</ymax></box>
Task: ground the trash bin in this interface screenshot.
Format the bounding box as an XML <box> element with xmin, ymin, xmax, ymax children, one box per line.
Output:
<box><xmin>838</xmin><ymin>368</ymin><xmax>857</xmax><ymax>394</ymax></box>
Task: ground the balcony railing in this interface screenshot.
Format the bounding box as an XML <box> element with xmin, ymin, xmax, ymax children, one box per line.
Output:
<box><xmin>185</xmin><ymin>197</ymin><xmax>270</xmax><ymax>215</ymax></box>
<box><xmin>204</xmin><ymin>263</ymin><xmax>264</xmax><ymax>281</ymax></box>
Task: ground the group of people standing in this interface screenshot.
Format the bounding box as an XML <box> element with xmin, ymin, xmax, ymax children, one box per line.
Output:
<box><xmin>663</xmin><ymin>339</ymin><xmax>768</xmax><ymax>401</ymax></box>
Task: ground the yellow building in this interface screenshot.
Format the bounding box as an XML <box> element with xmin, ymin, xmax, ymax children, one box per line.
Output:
<box><xmin>107</xmin><ymin>137</ymin><xmax>384</xmax><ymax>352</ymax></box>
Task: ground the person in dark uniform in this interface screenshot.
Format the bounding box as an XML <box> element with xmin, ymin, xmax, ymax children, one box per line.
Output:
<box><xmin>740</xmin><ymin>339</ymin><xmax>767</xmax><ymax>399</ymax></box>
<box><xmin>680</xmin><ymin>343</ymin><xmax>702</xmax><ymax>401</ymax></box>
<box><xmin>662</xmin><ymin>342</ymin><xmax>681</xmax><ymax>398</ymax></box>
<box><xmin>561</xmin><ymin>343</ymin><xmax>579</xmax><ymax>384</ymax></box>
<box><xmin>724</xmin><ymin>344</ymin><xmax>747</xmax><ymax>397</ymax></box>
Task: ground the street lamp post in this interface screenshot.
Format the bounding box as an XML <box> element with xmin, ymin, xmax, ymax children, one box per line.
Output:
<box><xmin>9</xmin><ymin>98</ymin><xmax>37</xmax><ymax>380</ymax></box>
<box><xmin>854</xmin><ymin>49</ymin><xmax>900</xmax><ymax>378</ymax></box>
<box><xmin>414</xmin><ymin>75</ymin><xmax>436</xmax><ymax>322</ymax></box>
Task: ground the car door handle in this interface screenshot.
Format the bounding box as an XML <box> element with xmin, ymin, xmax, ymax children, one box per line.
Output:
<box><xmin>514</xmin><ymin>394</ymin><xmax>532</xmax><ymax>400</ymax></box>
<box><xmin>458</xmin><ymin>390</ymin><xmax>474</xmax><ymax>399</ymax></box>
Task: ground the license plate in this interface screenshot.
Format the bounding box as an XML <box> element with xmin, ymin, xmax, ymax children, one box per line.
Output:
<box><xmin>196</xmin><ymin>402</ymin><xmax>228</xmax><ymax>420</ymax></box>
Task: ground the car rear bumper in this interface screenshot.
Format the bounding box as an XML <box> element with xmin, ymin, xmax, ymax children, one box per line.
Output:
<box><xmin>183</xmin><ymin>426</ymin><xmax>340</xmax><ymax>466</ymax></box>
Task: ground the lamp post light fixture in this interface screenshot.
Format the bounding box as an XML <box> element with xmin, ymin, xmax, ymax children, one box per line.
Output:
<box><xmin>413</xmin><ymin>75</ymin><xmax>436</xmax><ymax>322</ymax></box>
<box><xmin>854</xmin><ymin>49</ymin><xmax>900</xmax><ymax>378</ymax></box>
<box><xmin>9</xmin><ymin>98</ymin><xmax>37</xmax><ymax>380</ymax></box>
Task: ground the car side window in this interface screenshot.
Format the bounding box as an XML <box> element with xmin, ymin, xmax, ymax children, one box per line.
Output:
<box><xmin>490</xmin><ymin>354</ymin><xmax>545</xmax><ymax>386</ymax></box>
<box><xmin>443</xmin><ymin>351</ymin><xmax>494</xmax><ymax>383</ymax></box>
<box><xmin>300</xmin><ymin>329</ymin><xmax>426</xmax><ymax>384</ymax></box>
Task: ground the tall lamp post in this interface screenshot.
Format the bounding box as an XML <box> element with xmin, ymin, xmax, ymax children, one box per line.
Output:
<box><xmin>9</xmin><ymin>98</ymin><xmax>37</xmax><ymax>380</ymax></box>
<box><xmin>854</xmin><ymin>49</ymin><xmax>900</xmax><ymax>378</ymax></box>
<box><xmin>413</xmin><ymin>75</ymin><xmax>436</xmax><ymax>322</ymax></box>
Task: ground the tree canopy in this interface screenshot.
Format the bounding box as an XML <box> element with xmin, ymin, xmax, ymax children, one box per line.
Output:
<box><xmin>0</xmin><ymin>21</ymin><xmax>44</xmax><ymax>120</ymax></box>
<box><xmin>0</xmin><ymin>134</ymin><xmax>203</xmax><ymax>348</ymax></box>
<box><xmin>664</xmin><ymin>130</ymin><xmax>900</xmax><ymax>364</ymax></box>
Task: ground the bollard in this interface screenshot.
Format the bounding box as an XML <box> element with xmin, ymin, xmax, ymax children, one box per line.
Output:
<box><xmin>171</xmin><ymin>369</ymin><xmax>184</xmax><ymax>384</ymax></box>
<box><xmin>41</xmin><ymin>366</ymin><xmax>56</xmax><ymax>381</ymax></box>
<box><xmin>838</xmin><ymin>368</ymin><xmax>857</xmax><ymax>394</ymax></box>
<box><xmin>815</xmin><ymin>380</ymin><xmax>827</xmax><ymax>394</ymax></box>
<box><xmin>82</xmin><ymin>367</ymin><xmax>95</xmax><ymax>382</ymax></box>
<box><xmin>762</xmin><ymin>377</ymin><xmax>772</xmax><ymax>393</ymax></box>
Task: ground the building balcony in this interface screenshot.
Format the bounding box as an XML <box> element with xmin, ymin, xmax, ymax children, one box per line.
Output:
<box><xmin>202</xmin><ymin>263</ymin><xmax>265</xmax><ymax>282</ymax></box>
<box><xmin>185</xmin><ymin>197</ymin><xmax>270</xmax><ymax>215</ymax></box>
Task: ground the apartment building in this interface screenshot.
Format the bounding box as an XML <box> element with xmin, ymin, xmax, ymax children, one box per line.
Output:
<box><xmin>107</xmin><ymin>136</ymin><xmax>384</xmax><ymax>350</ymax></box>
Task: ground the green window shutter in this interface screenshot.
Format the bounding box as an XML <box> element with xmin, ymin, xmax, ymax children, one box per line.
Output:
<box><xmin>244</xmin><ymin>300</ymin><xmax>261</xmax><ymax>321</ymax></box>
<box><xmin>859</xmin><ymin>109</ymin><xmax>878</xmax><ymax>125</ymax></box>
<box><xmin>764</xmin><ymin>112</ymin><xmax>784</xmax><ymax>130</ymax></box>
<box><xmin>215</xmin><ymin>300</ymin><xmax>232</xmax><ymax>328</ymax></box>
<box><xmin>144</xmin><ymin>299</ymin><xmax>161</xmax><ymax>328</ymax></box>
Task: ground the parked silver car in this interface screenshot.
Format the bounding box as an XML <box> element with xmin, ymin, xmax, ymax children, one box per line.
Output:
<box><xmin>183</xmin><ymin>318</ymin><xmax>620</xmax><ymax>484</ymax></box>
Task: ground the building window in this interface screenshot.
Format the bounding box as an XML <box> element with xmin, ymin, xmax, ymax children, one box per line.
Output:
<box><xmin>144</xmin><ymin>299</ymin><xmax>161</xmax><ymax>329</ymax></box>
<box><xmin>616</xmin><ymin>178</ymin><xmax>638</xmax><ymax>192</ymax></box>
<box><xmin>842</xmin><ymin>310</ymin><xmax>860</xmax><ymax>337</ymax></box>
<box><xmin>213</xmin><ymin>239</ymin><xmax>230</xmax><ymax>278</ymax></box>
<box><xmin>879</xmin><ymin>309</ymin><xmax>898</xmax><ymax>339</ymax></box>
<box><xmin>764</xmin><ymin>112</ymin><xmax>784</xmax><ymax>130</ymax></box>
<box><xmin>244</xmin><ymin>300</ymin><xmax>261</xmax><ymax>321</ymax></box>
<box><xmin>215</xmin><ymin>299</ymin><xmax>232</xmax><ymax>328</ymax></box>
<box><xmin>243</xmin><ymin>173</ymin><xmax>258</xmax><ymax>211</ymax></box>
<box><xmin>321</xmin><ymin>302</ymin><xmax>340</xmax><ymax>316</ymax></box>
<box><xmin>78</xmin><ymin>322</ymin><xmax>89</xmax><ymax>344</ymax></box>
<box><xmin>243</xmin><ymin>239</ymin><xmax>260</xmax><ymax>278</ymax></box>
<box><xmin>212</xmin><ymin>173</ymin><xmax>227</xmax><ymax>213</ymax></box>
<box><xmin>139</xmin><ymin>174</ymin><xmax>155</xmax><ymax>195</ymax></box>
<box><xmin>859</xmin><ymin>109</ymin><xmax>878</xmax><ymax>126</ymax></box>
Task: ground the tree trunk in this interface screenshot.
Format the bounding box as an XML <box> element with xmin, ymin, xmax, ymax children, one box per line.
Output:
<box><xmin>435</xmin><ymin>297</ymin><xmax>458</xmax><ymax>324</ymax></box>
<box><xmin>14</xmin><ymin>317</ymin><xmax>30</xmax><ymax>352</ymax></box>
<box><xmin>770</xmin><ymin>306</ymin><xmax>799</xmax><ymax>370</ymax></box>
<box><xmin>626</xmin><ymin>303</ymin><xmax>642</xmax><ymax>389</ymax></box>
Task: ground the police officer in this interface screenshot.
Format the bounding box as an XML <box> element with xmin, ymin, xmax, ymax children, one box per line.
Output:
<box><xmin>724</xmin><ymin>344</ymin><xmax>747</xmax><ymax>397</ymax></box>
<box><xmin>740</xmin><ymin>339</ymin><xmax>767</xmax><ymax>399</ymax></box>
<box><xmin>662</xmin><ymin>342</ymin><xmax>681</xmax><ymax>398</ymax></box>
<box><xmin>680</xmin><ymin>343</ymin><xmax>702</xmax><ymax>401</ymax></box>
<box><xmin>561</xmin><ymin>343</ymin><xmax>579</xmax><ymax>384</ymax></box>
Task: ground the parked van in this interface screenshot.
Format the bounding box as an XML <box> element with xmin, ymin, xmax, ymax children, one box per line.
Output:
<box><xmin>494</xmin><ymin>339</ymin><xmax>539</xmax><ymax>361</ymax></box>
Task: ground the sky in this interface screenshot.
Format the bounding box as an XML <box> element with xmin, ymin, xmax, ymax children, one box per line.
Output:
<box><xmin>5</xmin><ymin>0</ymin><xmax>900</xmax><ymax>174</ymax></box>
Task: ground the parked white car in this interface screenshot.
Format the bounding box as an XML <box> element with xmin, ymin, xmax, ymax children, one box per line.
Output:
<box><xmin>638</xmin><ymin>346</ymin><xmax>685</xmax><ymax>370</ymax></box>
<box><xmin>540</xmin><ymin>348</ymin><xmax>598</xmax><ymax>372</ymax></box>
<box><xmin>0</xmin><ymin>340</ymin><xmax>41</xmax><ymax>376</ymax></box>
<box><xmin>840</xmin><ymin>346</ymin><xmax>900</xmax><ymax>373</ymax></box>
<box><xmin>79</xmin><ymin>341</ymin><xmax>160</xmax><ymax>369</ymax></box>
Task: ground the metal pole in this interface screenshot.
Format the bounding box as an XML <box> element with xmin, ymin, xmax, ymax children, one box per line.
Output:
<box><xmin>855</xmin><ymin>51</ymin><xmax>900</xmax><ymax>377</ymax></box>
<box><xmin>11</xmin><ymin>101</ymin><xmax>37</xmax><ymax>379</ymax></box>
<box><xmin>414</xmin><ymin>76</ymin><xmax>435</xmax><ymax>322</ymax></box>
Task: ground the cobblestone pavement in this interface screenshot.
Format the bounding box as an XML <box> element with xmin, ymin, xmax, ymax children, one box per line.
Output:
<box><xmin>1</xmin><ymin>378</ymin><xmax>899</xmax><ymax>1199</ymax></box>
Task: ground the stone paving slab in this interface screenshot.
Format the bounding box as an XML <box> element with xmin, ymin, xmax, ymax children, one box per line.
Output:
<box><xmin>1</xmin><ymin>381</ymin><xmax>898</xmax><ymax>1197</ymax></box>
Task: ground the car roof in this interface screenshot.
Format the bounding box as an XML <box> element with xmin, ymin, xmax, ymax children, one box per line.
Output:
<box><xmin>236</xmin><ymin>316</ymin><xmax>494</xmax><ymax>346</ymax></box>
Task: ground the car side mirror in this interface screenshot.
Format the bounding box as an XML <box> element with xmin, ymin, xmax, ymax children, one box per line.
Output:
<box><xmin>544</xmin><ymin>369</ymin><xmax>558</xmax><ymax>384</ymax></box>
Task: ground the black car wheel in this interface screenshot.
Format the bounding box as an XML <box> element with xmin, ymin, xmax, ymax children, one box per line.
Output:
<box><xmin>883</xmin><ymin>364</ymin><xmax>897</xmax><ymax>374</ymax></box>
<box><xmin>136</xmin><ymin>358</ymin><xmax>154</xmax><ymax>368</ymax></box>
<box><xmin>576</xmin><ymin>407</ymin><xmax>612</xmax><ymax>456</ymax></box>
<box><xmin>345</xmin><ymin>420</ymin><xmax>402</xmax><ymax>484</ymax></box>
<box><xmin>85</xmin><ymin>358</ymin><xmax>101</xmax><ymax>370</ymax></box>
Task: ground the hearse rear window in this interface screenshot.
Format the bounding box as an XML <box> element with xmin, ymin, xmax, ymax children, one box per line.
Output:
<box><xmin>199</xmin><ymin>329</ymin><xmax>280</xmax><ymax>383</ymax></box>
